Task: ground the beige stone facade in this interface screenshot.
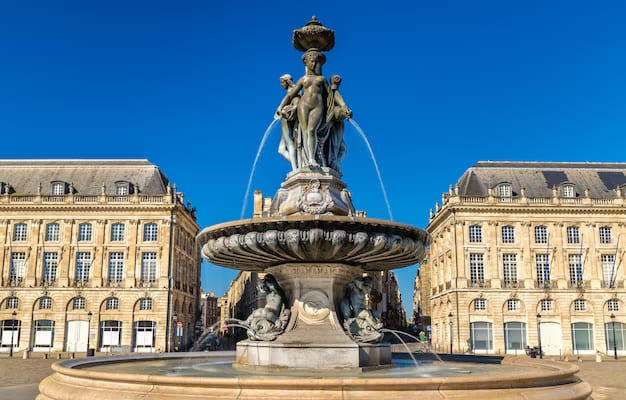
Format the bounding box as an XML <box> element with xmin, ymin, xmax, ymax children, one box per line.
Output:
<box><xmin>423</xmin><ymin>162</ymin><xmax>626</xmax><ymax>356</ymax></box>
<box><xmin>200</xmin><ymin>290</ymin><xmax>219</xmax><ymax>332</ymax></box>
<box><xmin>0</xmin><ymin>160</ymin><xmax>200</xmax><ymax>353</ymax></box>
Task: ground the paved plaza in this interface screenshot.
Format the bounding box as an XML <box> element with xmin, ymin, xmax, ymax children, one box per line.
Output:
<box><xmin>0</xmin><ymin>353</ymin><xmax>623</xmax><ymax>400</ymax></box>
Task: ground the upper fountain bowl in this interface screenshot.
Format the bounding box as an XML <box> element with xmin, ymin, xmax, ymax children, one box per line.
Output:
<box><xmin>198</xmin><ymin>215</ymin><xmax>429</xmax><ymax>271</ymax></box>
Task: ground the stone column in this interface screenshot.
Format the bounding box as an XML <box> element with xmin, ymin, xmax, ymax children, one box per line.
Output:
<box><xmin>126</xmin><ymin>219</ymin><xmax>139</xmax><ymax>287</ymax></box>
<box><xmin>0</xmin><ymin>219</ymin><xmax>8</xmax><ymax>286</ymax></box>
<box><xmin>25</xmin><ymin>220</ymin><xmax>42</xmax><ymax>287</ymax></box>
<box><xmin>58</xmin><ymin>220</ymin><xmax>74</xmax><ymax>287</ymax></box>
<box><xmin>92</xmin><ymin>220</ymin><xmax>106</xmax><ymax>287</ymax></box>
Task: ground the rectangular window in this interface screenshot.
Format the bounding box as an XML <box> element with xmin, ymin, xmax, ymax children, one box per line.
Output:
<box><xmin>536</xmin><ymin>254</ymin><xmax>550</xmax><ymax>284</ymax></box>
<box><xmin>39</xmin><ymin>297</ymin><xmax>52</xmax><ymax>309</ymax></box>
<box><xmin>602</xmin><ymin>254</ymin><xmax>616</xmax><ymax>287</ymax></box>
<box><xmin>116</xmin><ymin>184</ymin><xmax>128</xmax><ymax>195</ymax></box>
<box><xmin>499</xmin><ymin>184</ymin><xmax>511</xmax><ymax>198</ymax></box>
<box><xmin>541</xmin><ymin>299</ymin><xmax>553</xmax><ymax>312</ymax></box>
<box><xmin>106</xmin><ymin>297</ymin><xmax>119</xmax><ymax>310</ymax></box>
<box><xmin>501</xmin><ymin>226</ymin><xmax>515</xmax><ymax>243</ymax></box>
<box><xmin>73</xmin><ymin>297</ymin><xmax>85</xmax><ymax>310</ymax></box>
<box><xmin>139</xmin><ymin>298</ymin><xmax>153</xmax><ymax>310</ymax></box>
<box><xmin>608</xmin><ymin>299</ymin><xmax>619</xmax><ymax>312</ymax></box>
<box><xmin>469</xmin><ymin>253</ymin><xmax>485</xmax><ymax>286</ymax></box>
<box><xmin>534</xmin><ymin>226</ymin><xmax>548</xmax><ymax>244</ymax></box>
<box><xmin>52</xmin><ymin>182</ymin><xmax>64</xmax><ymax>195</ymax></box>
<box><xmin>470</xmin><ymin>322</ymin><xmax>493</xmax><ymax>351</ymax></box>
<box><xmin>108</xmin><ymin>252</ymin><xmax>124</xmax><ymax>285</ymax></box>
<box><xmin>45</xmin><ymin>223</ymin><xmax>60</xmax><ymax>241</ymax></box>
<box><xmin>141</xmin><ymin>252</ymin><xmax>157</xmax><ymax>284</ymax></box>
<box><xmin>567</xmin><ymin>226</ymin><xmax>580</xmax><ymax>244</ymax></box>
<box><xmin>562</xmin><ymin>185</ymin><xmax>574</xmax><ymax>198</ymax></box>
<box><xmin>13</xmin><ymin>223</ymin><xmax>27</xmax><ymax>241</ymax></box>
<box><xmin>111</xmin><ymin>223</ymin><xmax>125</xmax><ymax>241</ymax></box>
<box><xmin>469</xmin><ymin>225</ymin><xmax>482</xmax><ymax>243</ymax></box>
<box><xmin>569</xmin><ymin>254</ymin><xmax>583</xmax><ymax>286</ymax></box>
<box><xmin>10</xmin><ymin>252</ymin><xmax>26</xmax><ymax>285</ymax></box>
<box><xmin>572</xmin><ymin>322</ymin><xmax>593</xmax><ymax>351</ymax></box>
<box><xmin>6</xmin><ymin>297</ymin><xmax>19</xmax><ymax>309</ymax></box>
<box><xmin>507</xmin><ymin>299</ymin><xmax>520</xmax><ymax>312</ymax></box>
<box><xmin>100</xmin><ymin>321</ymin><xmax>122</xmax><ymax>348</ymax></box>
<box><xmin>75</xmin><ymin>252</ymin><xmax>91</xmax><ymax>285</ymax></box>
<box><xmin>474</xmin><ymin>298</ymin><xmax>486</xmax><ymax>311</ymax></box>
<box><xmin>503</xmin><ymin>254</ymin><xmax>518</xmax><ymax>286</ymax></box>
<box><xmin>574</xmin><ymin>299</ymin><xmax>586</xmax><ymax>312</ymax></box>
<box><xmin>42</xmin><ymin>252</ymin><xmax>58</xmax><ymax>284</ymax></box>
<box><xmin>605</xmin><ymin>322</ymin><xmax>625</xmax><ymax>352</ymax></box>
<box><xmin>599</xmin><ymin>227</ymin><xmax>612</xmax><ymax>244</ymax></box>
<box><xmin>504</xmin><ymin>322</ymin><xmax>526</xmax><ymax>351</ymax></box>
<box><xmin>78</xmin><ymin>223</ymin><xmax>92</xmax><ymax>241</ymax></box>
<box><xmin>143</xmin><ymin>223</ymin><xmax>158</xmax><ymax>241</ymax></box>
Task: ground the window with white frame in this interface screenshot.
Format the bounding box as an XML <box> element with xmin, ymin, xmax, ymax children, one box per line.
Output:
<box><xmin>574</xmin><ymin>299</ymin><xmax>586</xmax><ymax>312</ymax></box>
<box><xmin>469</xmin><ymin>225</ymin><xmax>482</xmax><ymax>243</ymax></box>
<box><xmin>499</xmin><ymin>183</ymin><xmax>511</xmax><ymax>198</ymax></box>
<box><xmin>139</xmin><ymin>298</ymin><xmax>152</xmax><ymax>310</ymax></box>
<box><xmin>501</xmin><ymin>226</ymin><xmax>515</xmax><ymax>243</ymax></box>
<box><xmin>107</xmin><ymin>252</ymin><xmax>124</xmax><ymax>285</ymax></box>
<box><xmin>599</xmin><ymin>226</ymin><xmax>612</xmax><ymax>244</ymax></box>
<box><xmin>116</xmin><ymin>183</ymin><xmax>129</xmax><ymax>195</ymax></box>
<box><xmin>110</xmin><ymin>223</ymin><xmax>125</xmax><ymax>241</ymax></box>
<box><xmin>45</xmin><ymin>223</ymin><xmax>60</xmax><ymax>241</ymax></box>
<box><xmin>78</xmin><ymin>223</ymin><xmax>92</xmax><ymax>241</ymax></box>
<box><xmin>42</xmin><ymin>252</ymin><xmax>58</xmax><ymax>284</ymax></box>
<box><xmin>99</xmin><ymin>320</ymin><xmax>122</xmax><ymax>348</ymax></box>
<box><xmin>141</xmin><ymin>252</ymin><xmax>157</xmax><ymax>284</ymax></box>
<box><xmin>608</xmin><ymin>299</ymin><xmax>619</xmax><ymax>312</ymax></box>
<box><xmin>507</xmin><ymin>299</ymin><xmax>520</xmax><ymax>312</ymax></box>
<box><xmin>504</xmin><ymin>322</ymin><xmax>527</xmax><ymax>351</ymax></box>
<box><xmin>534</xmin><ymin>226</ymin><xmax>548</xmax><ymax>244</ymax></box>
<box><xmin>572</xmin><ymin>322</ymin><xmax>594</xmax><ymax>351</ymax></box>
<box><xmin>536</xmin><ymin>253</ymin><xmax>550</xmax><ymax>284</ymax></box>
<box><xmin>10</xmin><ymin>252</ymin><xmax>26</xmax><ymax>285</ymax></box>
<box><xmin>503</xmin><ymin>254</ymin><xmax>518</xmax><ymax>286</ymax></box>
<box><xmin>602</xmin><ymin>254</ymin><xmax>616</xmax><ymax>287</ymax></box>
<box><xmin>541</xmin><ymin>299</ymin><xmax>553</xmax><ymax>312</ymax></box>
<box><xmin>469</xmin><ymin>253</ymin><xmax>485</xmax><ymax>285</ymax></box>
<box><xmin>562</xmin><ymin>185</ymin><xmax>575</xmax><ymax>198</ymax></box>
<box><xmin>474</xmin><ymin>298</ymin><xmax>486</xmax><ymax>311</ymax></box>
<box><xmin>39</xmin><ymin>297</ymin><xmax>52</xmax><ymax>310</ymax></box>
<box><xmin>143</xmin><ymin>223</ymin><xmax>158</xmax><ymax>241</ymax></box>
<box><xmin>51</xmin><ymin>182</ymin><xmax>65</xmax><ymax>195</ymax></box>
<box><xmin>605</xmin><ymin>322</ymin><xmax>625</xmax><ymax>352</ymax></box>
<box><xmin>73</xmin><ymin>297</ymin><xmax>85</xmax><ymax>310</ymax></box>
<box><xmin>567</xmin><ymin>226</ymin><xmax>580</xmax><ymax>244</ymax></box>
<box><xmin>470</xmin><ymin>322</ymin><xmax>493</xmax><ymax>351</ymax></box>
<box><xmin>106</xmin><ymin>297</ymin><xmax>119</xmax><ymax>310</ymax></box>
<box><xmin>569</xmin><ymin>254</ymin><xmax>583</xmax><ymax>285</ymax></box>
<box><xmin>6</xmin><ymin>297</ymin><xmax>19</xmax><ymax>309</ymax></box>
<box><xmin>13</xmin><ymin>223</ymin><xmax>27</xmax><ymax>241</ymax></box>
<box><xmin>75</xmin><ymin>252</ymin><xmax>91</xmax><ymax>284</ymax></box>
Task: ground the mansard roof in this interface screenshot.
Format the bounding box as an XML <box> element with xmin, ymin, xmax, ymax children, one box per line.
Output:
<box><xmin>456</xmin><ymin>161</ymin><xmax>626</xmax><ymax>198</ymax></box>
<box><xmin>0</xmin><ymin>159</ymin><xmax>170</xmax><ymax>195</ymax></box>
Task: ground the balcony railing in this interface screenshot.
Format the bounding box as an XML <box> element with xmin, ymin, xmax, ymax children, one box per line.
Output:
<box><xmin>535</xmin><ymin>280</ymin><xmax>554</xmax><ymax>289</ymax></box>
<box><xmin>9</xmin><ymin>278</ymin><xmax>23</xmax><ymax>287</ymax></box>
<box><xmin>602</xmin><ymin>280</ymin><xmax>623</xmax><ymax>289</ymax></box>
<box><xmin>468</xmin><ymin>279</ymin><xmax>488</xmax><ymax>288</ymax></box>
<box><xmin>1</xmin><ymin>193</ymin><xmax>172</xmax><ymax>205</ymax></box>
<box><xmin>140</xmin><ymin>280</ymin><xmax>155</xmax><ymax>288</ymax></box>
<box><xmin>107</xmin><ymin>279</ymin><xmax>121</xmax><ymax>287</ymax></box>
<box><xmin>73</xmin><ymin>279</ymin><xmax>89</xmax><ymax>287</ymax></box>
<box><xmin>503</xmin><ymin>280</ymin><xmax>520</xmax><ymax>288</ymax></box>
<box><xmin>569</xmin><ymin>280</ymin><xmax>589</xmax><ymax>289</ymax></box>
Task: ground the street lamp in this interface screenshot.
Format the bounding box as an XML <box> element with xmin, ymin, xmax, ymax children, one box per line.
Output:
<box><xmin>448</xmin><ymin>312</ymin><xmax>453</xmax><ymax>355</ymax></box>
<box><xmin>173</xmin><ymin>312</ymin><xmax>178</xmax><ymax>352</ymax></box>
<box><xmin>9</xmin><ymin>311</ymin><xmax>16</xmax><ymax>358</ymax></box>
<box><xmin>86</xmin><ymin>311</ymin><xmax>93</xmax><ymax>357</ymax></box>
<box><xmin>536</xmin><ymin>313</ymin><xmax>542</xmax><ymax>359</ymax></box>
<box><xmin>610</xmin><ymin>313</ymin><xmax>618</xmax><ymax>360</ymax></box>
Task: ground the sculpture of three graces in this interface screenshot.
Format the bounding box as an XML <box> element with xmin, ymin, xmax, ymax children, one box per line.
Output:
<box><xmin>275</xmin><ymin>48</ymin><xmax>352</xmax><ymax>173</ymax></box>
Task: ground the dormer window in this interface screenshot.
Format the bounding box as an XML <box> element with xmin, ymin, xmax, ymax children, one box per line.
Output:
<box><xmin>560</xmin><ymin>183</ymin><xmax>575</xmax><ymax>198</ymax></box>
<box><xmin>51</xmin><ymin>181</ymin><xmax>66</xmax><ymax>195</ymax></box>
<box><xmin>498</xmin><ymin>183</ymin><xmax>512</xmax><ymax>198</ymax></box>
<box><xmin>115</xmin><ymin>181</ymin><xmax>130</xmax><ymax>195</ymax></box>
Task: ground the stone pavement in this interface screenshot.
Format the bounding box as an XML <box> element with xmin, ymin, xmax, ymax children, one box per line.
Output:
<box><xmin>0</xmin><ymin>353</ymin><xmax>624</xmax><ymax>400</ymax></box>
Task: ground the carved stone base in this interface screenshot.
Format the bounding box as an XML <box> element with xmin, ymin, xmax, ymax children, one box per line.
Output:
<box><xmin>234</xmin><ymin>263</ymin><xmax>389</xmax><ymax>370</ymax></box>
<box><xmin>269</xmin><ymin>169</ymin><xmax>355</xmax><ymax>216</ymax></box>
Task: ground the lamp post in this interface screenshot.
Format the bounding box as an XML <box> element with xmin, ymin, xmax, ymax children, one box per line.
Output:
<box><xmin>536</xmin><ymin>313</ymin><xmax>542</xmax><ymax>359</ymax></box>
<box><xmin>448</xmin><ymin>312</ymin><xmax>453</xmax><ymax>355</ymax></box>
<box><xmin>610</xmin><ymin>313</ymin><xmax>618</xmax><ymax>360</ymax></box>
<box><xmin>86</xmin><ymin>311</ymin><xmax>93</xmax><ymax>357</ymax></box>
<box><xmin>9</xmin><ymin>311</ymin><xmax>16</xmax><ymax>358</ymax></box>
<box><xmin>173</xmin><ymin>312</ymin><xmax>178</xmax><ymax>352</ymax></box>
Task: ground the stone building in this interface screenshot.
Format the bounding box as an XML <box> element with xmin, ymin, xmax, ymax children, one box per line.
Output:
<box><xmin>200</xmin><ymin>290</ymin><xmax>219</xmax><ymax>332</ymax></box>
<box><xmin>412</xmin><ymin>253</ymin><xmax>431</xmax><ymax>332</ymax></box>
<box><xmin>368</xmin><ymin>271</ymin><xmax>406</xmax><ymax>330</ymax></box>
<box><xmin>423</xmin><ymin>161</ymin><xmax>626</xmax><ymax>356</ymax></box>
<box><xmin>0</xmin><ymin>160</ymin><xmax>200</xmax><ymax>353</ymax></box>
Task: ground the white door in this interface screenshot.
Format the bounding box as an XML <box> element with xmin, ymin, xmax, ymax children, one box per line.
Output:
<box><xmin>66</xmin><ymin>320</ymin><xmax>88</xmax><ymax>352</ymax></box>
<box><xmin>540</xmin><ymin>322</ymin><xmax>562</xmax><ymax>356</ymax></box>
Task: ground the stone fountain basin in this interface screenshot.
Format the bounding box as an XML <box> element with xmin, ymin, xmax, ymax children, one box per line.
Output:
<box><xmin>37</xmin><ymin>352</ymin><xmax>591</xmax><ymax>400</ymax></box>
<box><xmin>198</xmin><ymin>215</ymin><xmax>430</xmax><ymax>271</ymax></box>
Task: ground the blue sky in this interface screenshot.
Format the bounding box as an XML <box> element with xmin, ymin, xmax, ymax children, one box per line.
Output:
<box><xmin>1</xmin><ymin>1</ymin><xmax>625</xmax><ymax>315</ymax></box>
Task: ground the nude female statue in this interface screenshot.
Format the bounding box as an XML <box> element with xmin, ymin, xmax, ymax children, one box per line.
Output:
<box><xmin>276</xmin><ymin>50</ymin><xmax>330</xmax><ymax>169</ymax></box>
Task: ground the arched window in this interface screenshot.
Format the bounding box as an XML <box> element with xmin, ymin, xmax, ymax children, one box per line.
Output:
<box><xmin>5</xmin><ymin>297</ymin><xmax>19</xmax><ymax>309</ymax></box>
<box><xmin>560</xmin><ymin>184</ymin><xmax>575</xmax><ymax>198</ymax></box>
<box><xmin>473</xmin><ymin>298</ymin><xmax>486</xmax><ymax>311</ymax></box>
<box><xmin>51</xmin><ymin>181</ymin><xmax>66</xmax><ymax>195</ymax></box>
<box><xmin>115</xmin><ymin>181</ymin><xmax>130</xmax><ymax>195</ymax></box>
<box><xmin>139</xmin><ymin>298</ymin><xmax>152</xmax><ymax>310</ymax></box>
<box><xmin>39</xmin><ymin>297</ymin><xmax>52</xmax><ymax>310</ymax></box>
<box><xmin>73</xmin><ymin>297</ymin><xmax>86</xmax><ymax>310</ymax></box>
<box><xmin>105</xmin><ymin>297</ymin><xmax>119</xmax><ymax>310</ymax></box>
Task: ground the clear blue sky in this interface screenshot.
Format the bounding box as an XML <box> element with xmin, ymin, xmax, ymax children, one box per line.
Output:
<box><xmin>1</xmin><ymin>1</ymin><xmax>625</xmax><ymax>316</ymax></box>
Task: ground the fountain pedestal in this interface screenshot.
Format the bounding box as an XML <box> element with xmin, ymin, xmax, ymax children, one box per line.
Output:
<box><xmin>235</xmin><ymin>263</ymin><xmax>391</xmax><ymax>370</ymax></box>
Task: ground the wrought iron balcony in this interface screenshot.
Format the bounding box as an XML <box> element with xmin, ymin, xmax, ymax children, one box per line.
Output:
<box><xmin>468</xmin><ymin>279</ymin><xmax>488</xmax><ymax>288</ymax></box>
<box><xmin>503</xmin><ymin>280</ymin><xmax>520</xmax><ymax>288</ymax></box>
<box><xmin>535</xmin><ymin>280</ymin><xmax>554</xmax><ymax>289</ymax></box>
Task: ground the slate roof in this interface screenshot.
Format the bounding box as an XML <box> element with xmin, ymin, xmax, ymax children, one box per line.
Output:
<box><xmin>456</xmin><ymin>161</ymin><xmax>626</xmax><ymax>198</ymax></box>
<box><xmin>0</xmin><ymin>159</ymin><xmax>169</xmax><ymax>195</ymax></box>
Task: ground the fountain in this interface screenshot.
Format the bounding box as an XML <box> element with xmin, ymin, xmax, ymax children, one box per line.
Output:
<box><xmin>37</xmin><ymin>17</ymin><xmax>591</xmax><ymax>400</ymax></box>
